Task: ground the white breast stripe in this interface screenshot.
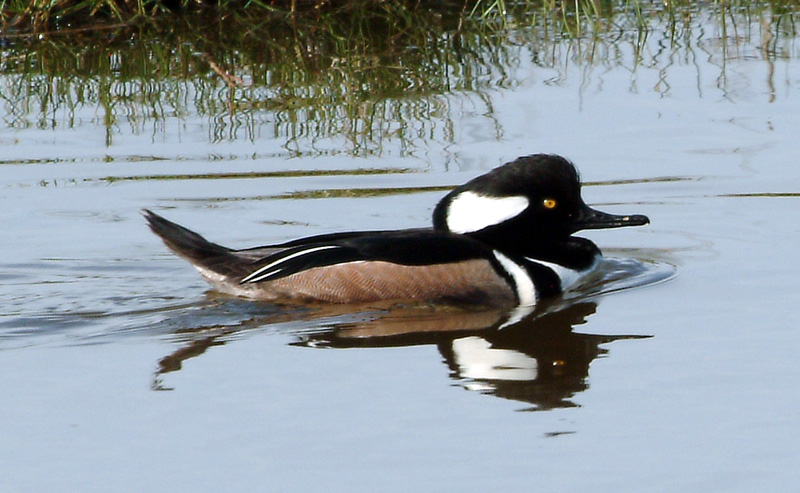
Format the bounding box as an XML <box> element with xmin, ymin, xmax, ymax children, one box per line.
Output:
<box><xmin>493</xmin><ymin>251</ymin><xmax>537</xmax><ymax>306</ymax></box>
<box><xmin>446</xmin><ymin>191</ymin><xmax>529</xmax><ymax>234</ymax></box>
<box><xmin>526</xmin><ymin>257</ymin><xmax>589</xmax><ymax>292</ymax></box>
<box><xmin>241</xmin><ymin>245</ymin><xmax>341</xmax><ymax>283</ymax></box>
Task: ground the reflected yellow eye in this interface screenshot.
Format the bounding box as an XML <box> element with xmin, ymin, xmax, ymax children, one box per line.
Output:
<box><xmin>542</xmin><ymin>198</ymin><xmax>558</xmax><ymax>209</ymax></box>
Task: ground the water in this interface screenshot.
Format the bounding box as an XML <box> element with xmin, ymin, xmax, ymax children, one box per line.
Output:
<box><xmin>2</xmin><ymin>5</ymin><xmax>800</xmax><ymax>491</ymax></box>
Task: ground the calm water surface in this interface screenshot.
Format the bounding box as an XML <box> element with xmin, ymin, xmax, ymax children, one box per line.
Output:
<box><xmin>2</xmin><ymin>7</ymin><xmax>800</xmax><ymax>491</ymax></box>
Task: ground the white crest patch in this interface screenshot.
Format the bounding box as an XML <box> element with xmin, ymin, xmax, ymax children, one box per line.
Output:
<box><xmin>446</xmin><ymin>191</ymin><xmax>529</xmax><ymax>234</ymax></box>
<box><xmin>493</xmin><ymin>251</ymin><xmax>537</xmax><ymax>306</ymax></box>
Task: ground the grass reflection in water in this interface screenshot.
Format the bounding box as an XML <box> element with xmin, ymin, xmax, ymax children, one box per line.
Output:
<box><xmin>2</xmin><ymin>2</ymin><xmax>799</xmax><ymax>157</ymax></box>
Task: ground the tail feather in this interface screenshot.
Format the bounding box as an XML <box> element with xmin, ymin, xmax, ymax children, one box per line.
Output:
<box><xmin>143</xmin><ymin>209</ymin><xmax>250</xmax><ymax>278</ymax></box>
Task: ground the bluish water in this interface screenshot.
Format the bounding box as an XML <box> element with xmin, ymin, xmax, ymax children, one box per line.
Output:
<box><xmin>2</xmin><ymin>7</ymin><xmax>800</xmax><ymax>491</ymax></box>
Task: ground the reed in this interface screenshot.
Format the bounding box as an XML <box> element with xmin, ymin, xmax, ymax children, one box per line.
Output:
<box><xmin>1</xmin><ymin>1</ymin><xmax>799</xmax><ymax>156</ymax></box>
<box><xmin>3</xmin><ymin>1</ymin><xmax>800</xmax><ymax>35</ymax></box>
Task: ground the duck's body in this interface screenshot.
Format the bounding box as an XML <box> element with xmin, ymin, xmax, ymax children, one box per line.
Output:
<box><xmin>145</xmin><ymin>154</ymin><xmax>648</xmax><ymax>307</ymax></box>
<box><xmin>144</xmin><ymin>215</ymin><xmax>561</xmax><ymax>306</ymax></box>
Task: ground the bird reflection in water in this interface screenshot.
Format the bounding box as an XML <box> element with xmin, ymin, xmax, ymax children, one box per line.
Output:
<box><xmin>292</xmin><ymin>301</ymin><xmax>648</xmax><ymax>410</ymax></box>
<box><xmin>153</xmin><ymin>298</ymin><xmax>649</xmax><ymax>411</ymax></box>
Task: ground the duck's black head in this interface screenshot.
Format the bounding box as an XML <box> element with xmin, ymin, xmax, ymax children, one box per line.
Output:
<box><xmin>433</xmin><ymin>154</ymin><xmax>649</xmax><ymax>264</ymax></box>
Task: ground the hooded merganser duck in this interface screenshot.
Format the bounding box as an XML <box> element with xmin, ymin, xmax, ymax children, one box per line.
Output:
<box><xmin>144</xmin><ymin>154</ymin><xmax>649</xmax><ymax>307</ymax></box>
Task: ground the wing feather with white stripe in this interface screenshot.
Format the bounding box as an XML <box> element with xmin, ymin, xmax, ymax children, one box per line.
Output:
<box><xmin>240</xmin><ymin>244</ymin><xmax>365</xmax><ymax>284</ymax></box>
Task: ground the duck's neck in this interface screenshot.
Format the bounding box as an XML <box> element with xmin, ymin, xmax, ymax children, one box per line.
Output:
<box><xmin>525</xmin><ymin>236</ymin><xmax>601</xmax><ymax>271</ymax></box>
<box><xmin>469</xmin><ymin>230</ymin><xmax>602</xmax><ymax>271</ymax></box>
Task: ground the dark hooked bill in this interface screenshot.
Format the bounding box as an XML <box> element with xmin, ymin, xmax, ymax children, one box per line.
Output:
<box><xmin>572</xmin><ymin>204</ymin><xmax>650</xmax><ymax>231</ymax></box>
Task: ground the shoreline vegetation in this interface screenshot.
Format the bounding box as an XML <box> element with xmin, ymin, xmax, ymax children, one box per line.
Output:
<box><xmin>3</xmin><ymin>1</ymin><xmax>797</xmax><ymax>37</ymax></box>
<box><xmin>0</xmin><ymin>1</ymin><xmax>674</xmax><ymax>55</ymax></box>
<box><xmin>0</xmin><ymin>0</ymin><xmax>660</xmax><ymax>32</ymax></box>
<box><xmin>1</xmin><ymin>1</ymin><xmax>799</xmax><ymax>156</ymax></box>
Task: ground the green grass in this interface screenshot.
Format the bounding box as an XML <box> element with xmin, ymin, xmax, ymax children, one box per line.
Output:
<box><xmin>4</xmin><ymin>1</ymin><xmax>800</xmax><ymax>37</ymax></box>
<box><xmin>2</xmin><ymin>1</ymin><xmax>799</xmax><ymax>156</ymax></box>
<box><xmin>2</xmin><ymin>1</ymin><xmax>792</xmax><ymax>36</ymax></box>
<box><xmin>1</xmin><ymin>2</ymin><xmax>519</xmax><ymax>155</ymax></box>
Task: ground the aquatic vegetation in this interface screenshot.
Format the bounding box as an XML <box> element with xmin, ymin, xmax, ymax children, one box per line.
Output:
<box><xmin>1</xmin><ymin>1</ymin><xmax>799</xmax><ymax>156</ymax></box>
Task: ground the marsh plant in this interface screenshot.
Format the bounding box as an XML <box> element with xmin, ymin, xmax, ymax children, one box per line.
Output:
<box><xmin>1</xmin><ymin>1</ymin><xmax>799</xmax><ymax>156</ymax></box>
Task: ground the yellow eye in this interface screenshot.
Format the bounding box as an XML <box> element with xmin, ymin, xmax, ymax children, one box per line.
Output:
<box><xmin>543</xmin><ymin>198</ymin><xmax>558</xmax><ymax>209</ymax></box>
